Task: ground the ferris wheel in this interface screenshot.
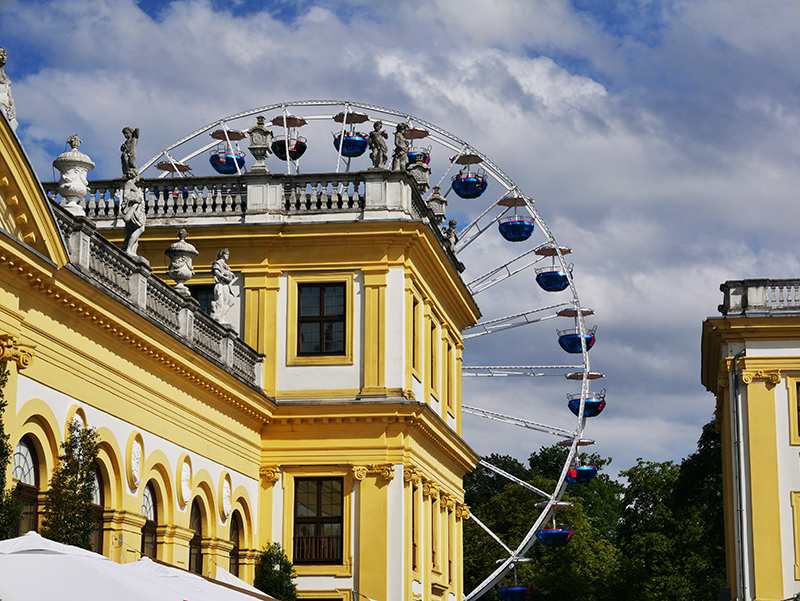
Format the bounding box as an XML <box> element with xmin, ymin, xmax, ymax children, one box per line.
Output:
<box><xmin>139</xmin><ymin>100</ymin><xmax>604</xmax><ymax>601</ymax></box>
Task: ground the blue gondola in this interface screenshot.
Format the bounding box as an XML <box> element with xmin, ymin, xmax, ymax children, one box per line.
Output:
<box><xmin>333</xmin><ymin>133</ymin><xmax>368</xmax><ymax>158</ymax></box>
<box><xmin>407</xmin><ymin>149</ymin><xmax>430</xmax><ymax>167</ymax></box>
<box><xmin>567</xmin><ymin>391</ymin><xmax>606</xmax><ymax>418</ymax></box>
<box><xmin>535</xmin><ymin>266</ymin><xmax>570</xmax><ymax>291</ymax></box>
<box><xmin>535</xmin><ymin>528</ymin><xmax>573</xmax><ymax>547</ymax></box>
<box><xmin>272</xmin><ymin>137</ymin><xmax>308</xmax><ymax>161</ymax></box>
<box><xmin>452</xmin><ymin>171</ymin><xmax>488</xmax><ymax>199</ymax></box>
<box><xmin>557</xmin><ymin>326</ymin><xmax>597</xmax><ymax>354</ymax></box>
<box><xmin>209</xmin><ymin>151</ymin><xmax>246</xmax><ymax>175</ymax></box>
<box><xmin>497</xmin><ymin>586</ymin><xmax>534</xmax><ymax>601</ymax></box>
<box><xmin>499</xmin><ymin>216</ymin><xmax>535</xmax><ymax>242</ymax></box>
<box><xmin>566</xmin><ymin>465</ymin><xmax>598</xmax><ymax>484</ymax></box>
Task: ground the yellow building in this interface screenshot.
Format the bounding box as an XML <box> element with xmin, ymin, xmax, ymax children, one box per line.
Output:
<box><xmin>0</xmin><ymin>103</ymin><xmax>480</xmax><ymax>601</ymax></box>
<box><xmin>702</xmin><ymin>280</ymin><xmax>800</xmax><ymax>601</ymax></box>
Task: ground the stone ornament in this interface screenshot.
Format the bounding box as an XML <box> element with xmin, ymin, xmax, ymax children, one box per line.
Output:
<box><xmin>211</xmin><ymin>248</ymin><xmax>237</xmax><ymax>323</ymax></box>
<box><xmin>403</xmin><ymin>465</ymin><xmax>422</xmax><ymax>484</ymax></box>
<box><xmin>0</xmin><ymin>333</ymin><xmax>34</xmax><ymax>369</ymax></box>
<box><xmin>120</xmin><ymin>126</ymin><xmax>139</xmax><ymax>180</ymax></box>
<box><xmin>391</xmin><ymin>122</ymin><xmax>410</xmax><ymax>171</ymax></box>
<box><xmin>222</xmin><ymin>477</ymin><xmax>232</xmax><ymax>519</ymax></box>
<box><xmin>426</xmin><ymin>186</ymin><xmax>447</xmax><ymax>225</ymax></box>
<box><xmin>247</xmin><ymin>115</ymin><xmax>273</xmax><ymax>173</ymax></box>
<box><xmin>352</xmin><ymin>464</ymin><xmax>394</xmax><ymax>481</ymax></box>
<box><xmin>0</xmin><ymin>48</ymin><xmax>18</xmax><ymax>131</ymax></box>
<box><xmin>741</xmin><ymin>369</ymin><xmax>781</xmax><ymax>385</ymax></box>
<box><xmin>407</xmin><ymin>153</ymin><xmax>432</xmax><ymax>193</ymax></box>
<box><xmin>455</xmin><ymin>502</ymin><xmax>470</xmax><ymax>519</ymax></box>
<box><xmin>422</xmin><ymin>479</ymin><xmax>439</xmax><ymax>498</ymax></box>
<box><xmin>260</xmin><ymin>466</ymin><xmax>280</xmax><ymax>481</ymax></box>
<box><xmin>53</xmin><ymin>135</ymin><xmax>95</xmax><ymax>217</ymax></box>
<box><xmin>130</xmin><ymin>438</ymin><xmax>142</xmax><ymax>488</ymax></box>
<box><xmin>178</xmin><ymin>456</ymin><xmax>192</xmax><ymax>507</ymax></box>
<box><xmin>121</xmin><ymin>178</ymin><xmax>146</xmax><ymax>259</ymax></box>
<box><xmin>165</xmin><ymin>229</ymin><xmax>198</xmax><ymax>296</ymax></box>
<box><xmin>441</xmin><ymin>219</ymin><xmax>458</xmax><ymax>253</ymax></box>
<box><xmin>367</xmin><ymin>120</ymin><xmax>389</xmax><ymax>169</ymax></box>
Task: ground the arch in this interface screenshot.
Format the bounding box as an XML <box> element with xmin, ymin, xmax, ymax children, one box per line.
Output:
<box><xmin>64</xmin><ymin>405</ymin><xmax>87</xmax><ymax>439</ymax></box>
<box><xmin>231</xmin><ymin>486</ymin><xmax>254</xmax><ymax>549</ymax></box>
<box><xmin>15</xmin><ymin>398</ymin><xmax>61</xmax><ymax>486</ymax></box>
<box><xmin>228</xmin><ymin>509</ymin><xmax>243</xmax><ymax>577</ymax></box>
<box><xmin>140</xmin><ymin>480</ymin><xmax>158</xmax><ymax>559</ymax></box>
<box><xmin>93</xmin><ymin>427</ymin><xmax>123</xmax><ymax>510</ymax></box>
<box><xmin>140</xmin><ymin>450</ymin><xmax>175</xmax><ymax>525</ymax></box>
<box><xmin>12</xmin><ymin>435</ymin><xmax>40</xmax><ymax>535</ymax></box>
<box><xmin>190</xmin><ymin>469</ymin><xmax>216</xmax><ymax>539</ymax></box>
<box><xmin>189</xmin><ymin>497</ymin><xmax>204</xmax><ymax>575</ymax></box>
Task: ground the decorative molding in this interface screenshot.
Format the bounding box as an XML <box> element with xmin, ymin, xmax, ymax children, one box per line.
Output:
<box><xmin>439</xmin><ymin>492</ymin><xmax>455</xmax><ymax>509</ymax></box>
<box><xmin>455</xmin><ymin>502</ymin><xmax>470</xmax><ymax>519</ymax></box>
<box><xmin>259</xmin><ymin>466</ymin><xmax>280</xmax><ymax>481</ymax></box>
<box><xmin>422</xmin><ymin>479</ymin><xmax>439</xmax><ymax>498</ymax></box>
<box><xmin>0</xmin><ymin>333</ymin><xmax>34</xmax><ymax>368</ymax></box>
<box><xmin>404</xmin><ymin>465</ymin><xmax>422</xmax><ymax>484</ymax></box>
<box><xmin>741</xmin><ymin>369</ymin><xmax>781</xmax><ymax>385</ymax></box>
<box><xmin>352</xmin><ymin>464</ymin><xmax>394</xmax><ymax>482</ymax></box>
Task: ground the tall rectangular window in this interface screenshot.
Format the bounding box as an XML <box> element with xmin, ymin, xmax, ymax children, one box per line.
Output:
<box><xmin>429</xmin><ymin>319</ymin><xmax>438</xmax><ymax>394</ymax></box>
<box><xmin>412</xmin><ymin>297</ymin><xmax>420</xmax><ymax>371</ymax></box>
<box><xmin>294</xmin><ymin>478</ymin><xmax>344</xmax><ymax>564</ymax></box>
<box><xmin>298</xmin><ymin>284</ymin><xmax>346</xmax><ymax>355</ymax></box>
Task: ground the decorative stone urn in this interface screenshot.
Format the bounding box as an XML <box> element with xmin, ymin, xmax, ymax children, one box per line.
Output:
<box><xmin>426</xmin><ymin>186</ymin><xmax>447</xmax><ymax>225</ymax></box>
<box><xmin>52</xmin><ymin>135</ymin><xmax>94</xmax><ymax>216</ymax></box>
<box><xmin>247</xmin><ymin>115</ymin><xmax>273</xmax><ymax>173</ymax></box>
<box><xmin>165</xmin><ymin>229</ymin><xmax>198</xmax><ymax>297</ymax></box>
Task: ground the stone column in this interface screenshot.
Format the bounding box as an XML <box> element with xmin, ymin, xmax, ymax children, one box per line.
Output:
<box><xmin>108</xmin><ymin>510</ymin><xmax>146</xmax><ymax>564</ymax></box>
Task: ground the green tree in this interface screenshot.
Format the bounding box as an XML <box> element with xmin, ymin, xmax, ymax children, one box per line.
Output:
<box><xmin>0</xmin><ymin>362</ymin><xmax>21</xmax><ymax>539</ymax></box>
<box><xmin>254</xmin><ymin>542</ymin><xmax>297</xmax><ymax>601</ymax></box>
<box><xmin>39</xmin><ymin>419</ymin><xmax>99</xmax><ymax>549</ymax></box>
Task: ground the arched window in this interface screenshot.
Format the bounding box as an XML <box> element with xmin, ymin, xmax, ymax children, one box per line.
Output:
<box><xmin>189</xmin><ymin>499</ymin><xmax>203</xmax><ymax>574</ymax></box>
<box><xmin>91</xmin><ymin>468</ymin><xmax>105</xmax><ymax>555</ymax></box>
<box><xmin>141</xmin><ymin>482</ymin><xmax>158</xmax><ymax>559</ymax></box>
<box><xmin>12</xmin><ymin>437</ymin><xmax>39</xmax><ymax>535</ymax></box>
<box><xmin>229</xmin><ymin>510</ymin><xmax>242</xmax><ymax>577</ymax></box>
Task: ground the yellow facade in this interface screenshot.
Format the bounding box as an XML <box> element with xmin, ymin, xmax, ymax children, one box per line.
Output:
<box><xmin>0</xmin><ymin>110</ymin><xmax>480</xmax><ymax>601</ymax></box>
<box><xmin>702</xmin><ymin>283</ymin><xmax>800</xmax><ymax>601</ymax></box>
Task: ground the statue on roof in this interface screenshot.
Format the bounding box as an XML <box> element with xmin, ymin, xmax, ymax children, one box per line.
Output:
<box><xmin>442</xmin><ymin>219</ymin><xmax>458</xmax><ymax>253</ymax></box>
<box><xmin>121</xmin><ymin>178</ymin><xmax>146</xmax><ymax>258</ymax></box>
<box><xmin>391</xmin><ymin>122</ymin><xmax>410</xmax><ymax>171</ymax></box>
<box><xmin>211</xmin><ymin>248</ymin><xmax>237</xmax><ymax>323</ymax></box>
<box><xmin>367</xmin><ymin>121</ymin><xmax>388</xmax><ymax>169</ymax></box>
<box><xmin>0</xmin><ymin>48</ymin><xmax>18</xmax><ymax>131</ymax></box>
<box><xmin>120</xmin><ymin>126</ymin><xmax>140</xmax><ymax>180</ymax></box>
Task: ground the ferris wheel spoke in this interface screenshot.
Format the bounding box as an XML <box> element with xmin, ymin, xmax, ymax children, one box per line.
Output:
<box><xmin>469</xmin><ymin>513</ymin><xmax>515</xmax><ymax>556</ymax></box>
<box><xmin>462</xmin><ymin>365</ymin><xmax>584</xmax><ymax>377</ymax></box>
<box><xmin>479</xmin><ymin>460</ymin><xmax>552</xmax><ymax>500</ymax></box>
<box><xmin>462</xmin><ymin>302</ymin><xmax>572</xmax><ymax>339</ymax></box>
<box><xmin>463</xmin><ymin>406</ymin><xmax>576</xmax><ymax>438</ymax></box>
<box><xmin>467</xmin><ymin>248</ymin><xmax>546</xmax><ymax>295</ymax></box>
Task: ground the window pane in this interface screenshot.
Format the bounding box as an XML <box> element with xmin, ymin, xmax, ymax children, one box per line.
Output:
<box><xmin>324</xmin><ymin>322</ymin><xmax>345</xmax><ymax>353</ymax></box>
<box><xmin>296</xmin><ymin>481</ymin><xmax>316</xmax><ymax>516</ymax></box>
<box><xmin>324</xmin><ymin>285</ymin><xmax>345</xmax><ymax>315</ymax></box>
<box><xmin>300</xmin><ymin>323</ymin><xmax>321</xmax><ymax>353</ymax></box>
<box><xmin>320</xmin><ymin>480</ymin><xmax>342</xmax><ymax>516</ymax></box>
<box><xmin>13</xmin><ymin>440</ymin><xmax>35</xmax><ymax>486</ymax></box>
<box><xmin>300</xmin><ymin>286</ymin><xmax>321</xmax><ymax>316</ymax></box>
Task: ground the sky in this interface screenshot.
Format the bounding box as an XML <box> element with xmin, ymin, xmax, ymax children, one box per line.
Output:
<box><xmin>3</xmin><ymin>0</ymin><xmax>800</xmax><ymax>483</ymax></box>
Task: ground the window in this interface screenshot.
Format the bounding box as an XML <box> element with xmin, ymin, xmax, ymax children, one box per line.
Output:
<box><xmin>286</xmin><ymin>273</ymin><xmax>354</xmax><ymax>366</ymax></box>
<box><xmin>189</xmin><ymin>285</ymin><xmax>215</xmax><ymax>316</ymax></box>
<box><xmin>92</xmin><ymin>469</ymin><xmax>104</xmax><ymax>555</ymax></box>
<box><xmin>294</xmin><ymin>478</ymin><xmax>343</xmax><ymax>564</ymax></box>
<box><xmin>12</xmin><ymin>437</ymin><xmax>38</xmax><ymax>535</ymax></box>
<box><xmin>141</xmin><ymin>482</ymin><xmax>157</xmax><ymax>559</ymax></box>
<box><xmin>189</xmin><ymin>499</ymin><xmax>203</xmax><ymax>574</ymax></box>
<box><xmin>429</xmin><ymin>318</ymin><xmax>439</xmax><ymax>396</ymax></box>
<box><xmin>412</xmin><ymin>297</ymin><xmax>420</xmax><ymax>373</ymax></box>
<box><xmin>411</xmin><ymin>484</ymin><xmax>418</xmax><ymax>571</ymax></box>
<box><xmin>229</xmin><ymin>510</ymin><xmax>242</xmax><ymax>577</ymax></box>
<box><xmin>298</xmin><ymin>284</ymin><xmax>346</xmax><ymax>355</ymax></box>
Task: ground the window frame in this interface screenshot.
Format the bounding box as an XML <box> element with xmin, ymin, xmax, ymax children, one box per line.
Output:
<box><xmin>141</xmin><ymin>481</ymin><xmax>158</xmax><ymax>560</ymax></box>
<box><xmin>286</xmin><ymin>273</ymin><xmax>355</xmax><ymax>366</ymax></box>
<box><xmin>407</xmin><ymin>289</ymin><xmax>424</xmax><ymax>384</ymax></box>
<box><xmin>293</xmin><ymin>477</ymin><xmax>344</xmax><ymax>566</ymax></box>
<box><xmin>12</xmin><ymin>436</ymin><xmax>39</xmax><ymax>536</ymax></box>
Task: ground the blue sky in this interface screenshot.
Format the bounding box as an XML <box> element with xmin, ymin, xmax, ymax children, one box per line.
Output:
<box><xmin>3</xmin><ymin>0</ymin><xmax>800</xmax><ymax>484</ymax></box>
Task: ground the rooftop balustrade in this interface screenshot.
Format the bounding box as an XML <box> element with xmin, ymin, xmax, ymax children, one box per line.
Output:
<box><xmin>718</xmin><ymin>279</ymin><xmax>800</xmax><ymax>316</ymax></box>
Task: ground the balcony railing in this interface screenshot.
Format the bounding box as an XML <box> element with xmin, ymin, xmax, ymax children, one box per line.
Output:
<box><xmin>293</xmin><ymin>534</ymin><xmax>342</xmax><ymax>564</ymax></box>
<box><xmin>719</xmin><ymin>279</ymin><xmax>800</xmax><ymax>316</ymax></box>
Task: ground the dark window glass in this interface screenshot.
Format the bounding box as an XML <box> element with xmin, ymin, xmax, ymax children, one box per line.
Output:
<box><xmin>189</xmin><ymin>285</ymin><xmax>215</xmax><ymax>316</ymax></box>
<box><xmin>141</xmin><ymin>482</ymin><xmax>157</xmax><ymax>559</ymax></box>
<box><xmin>229</xmin><ymin>510</ymin><xmax>242</xmax><ymax>577</ymax></box>
<box><xmin>293</xmin><ymin>478</ymin><xmax>343</xmax><ymax>564</ymax></box>
<box><xmin>189</xmin><ymin>500</ymin><xmax>203</xmax><ymax>574</ymax></box>
<box><xmin>298</xmin><ymin>284</ymin><xmax>346</xmax><ymax>355</ymax></box>
<box><xmin>12</xmin><ymin>437</ymin><xmax>38</xmax><ymax>535</ymax></box>
<box><xmin>92</xmin><ymin>469</ymin><xmax>104</xmax><ymax>555</ymax></box>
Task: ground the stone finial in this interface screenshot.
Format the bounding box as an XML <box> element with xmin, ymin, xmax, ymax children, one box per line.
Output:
<box><xmin>211</xmin><ymin>248</ymin><xmax>237</xmax><ymax>323</ymax></box>
<box><xmin>53</xmin><ymin>136</ymin><xmax>95</xmax><ymax>217</ymax></box>
<box><xmin>391</xmin><ymin>122</ymin><xmax>410</xmax><ymax>171</ymax></box>
<box><xmin>120</xmin><ymin>126</ymin><xmax>140</xmax><ymax>180</ymax></box>
<box><xmin>165</xmin><ymin>229</ymin><xmax>198</xmax><ymax>296</ymax></box>
<box><xmin>408</xmin><ymin>153</ymin><xmax>432</xmax><ymax>194</ymax></box>
<box><xmin>367</xmin><ymin>120</ymin><xmax>389</xmax><ymax>169</ymax></box>
<box><xmin>121</xmin><ymin>178</ymin><xmax>146</xmax><ymax>261</ymax></box>
<box><xmin>426</xmin><ymin>186</ymin><xmax>447</xmax><ymax>225</ymax></box>
<box><xmin>247</xmin><ymin>115</ymin><xmax>274</xmax><ymax>173</ymax></box>
<box><xmin>0</xmin><ymin>48</ymin><xmax>18</xmax><ymax>131</ymax></box>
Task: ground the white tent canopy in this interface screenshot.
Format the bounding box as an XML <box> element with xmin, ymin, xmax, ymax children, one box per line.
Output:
<box><xmin>0</xmin><ymin>532</ymin><xmax>275</xmax><ymax>601</ymax></box>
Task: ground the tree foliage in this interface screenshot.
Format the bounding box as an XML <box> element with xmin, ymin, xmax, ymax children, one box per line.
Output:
<box><xmin>39</xmin><ymin>419</ymin><xmax>99</xmax><ymax>549</ymax></box>
<box><xmin>464</xmin><ymin>419</ymin><xmax>725</xmax><ymax>601</ymax></box>
<box><xmin>0</xmin><ymin>362</ymin><xmax>20</xmax><ymax>539</ymax></box>
<box><xmin>254</xmin><ymin>542</ymin><xmax>297</xmax><ymax>601</ymax></box>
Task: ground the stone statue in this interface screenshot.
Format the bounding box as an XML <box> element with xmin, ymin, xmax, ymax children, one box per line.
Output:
<box><xmin>120</xmin><ymin>126</ymin><xmax>140</xmax><ymax>180</ymax></box>
<box><xmin>442</xmin><ymin>219</ymin><xmax>458</xmax><ymax>253</ymax></box>
<box><xmin>247</xmin><ymin>115</ymin><xmax>274</xmax><ymax>173</ymax></box>
<box><xmin>121</xmin><ymin>178</ymin><xmax>146</xmax><ymax>258</ymax></box>
<box><xmin>53</xmin><ymin>135</ymin><xmax>95</xmax><ymax>216</ymax></box>
<box><xmin>391</xmin><ymin>122</ymin><xmax>410</xmax><ymax>171</ymax></box>
<box><xmin>211</xmin><ymin>248</ymin><xmax>237</xmax><ymax>323</ymax></box>
<box><xmin>0</xmin><ymin>48</ymin><xmax>18</xmax><ymax>131</ymax></box>
<box><xmin>367</xmin><ymin>121</ymin><xmax>389</xmax><ymax>169</ymax></box>
<box><xmin>165</xmin><ymin>229</ymin><xmax>198</xmax><ymax>296</ymax></box>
